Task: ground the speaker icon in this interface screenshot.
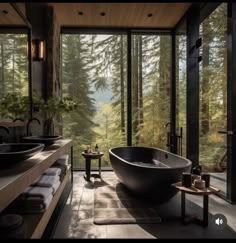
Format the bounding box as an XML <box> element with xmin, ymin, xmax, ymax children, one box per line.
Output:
<box><xmin>212</xmin><ymin>214</ymin><xmax>227</xmax><ymax>229</ymax></box>
<box><xmin>215</xmin><ymin>218</ymin><xmax>223</xmax><ymax>225</ymax></box>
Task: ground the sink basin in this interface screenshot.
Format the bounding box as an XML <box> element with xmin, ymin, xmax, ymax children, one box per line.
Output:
<box><xmin>21</xmin><ymin>136</ymin><xmax>62</xmax><ymax>147</ymax></box>
<box><xmin>0</xmin><ymin>143</ymin><xmax>44</xmax><ymax>165</ymax></box>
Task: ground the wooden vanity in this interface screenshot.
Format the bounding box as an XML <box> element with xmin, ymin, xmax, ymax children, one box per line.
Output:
<box><xmin>0</xmin><ymin>139</ymin><xmax>73</xmax><ymax>238</ymax></box>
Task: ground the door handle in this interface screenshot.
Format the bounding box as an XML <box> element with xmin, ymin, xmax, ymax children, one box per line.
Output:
<box><xmin>218</xmin><ymin>131</ymin><xmax>233</xmax><ymax>135</ymax></box>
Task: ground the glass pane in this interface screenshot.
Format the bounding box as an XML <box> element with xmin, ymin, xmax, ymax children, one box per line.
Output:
<box><xmin>176</xmin><ymin>35</ymin><xmax>187</xmax><ymax>157</ymax></box>
<box><xmin>0</xmin><ymin>34</ymin><xmax>29</xmax><ymax>121</ymax></box>
<box><xmin>62</xmin><ymin>34</ymin><xmax>127</xmax><ymax>169</ymax></box>
<box><xmin>131</xmin><ymin>34</ymin><xmax>171</xmax><ymax>149</ymax></box>
<box><xmin>199</xmin><ymin>3</ymin><xmax>227</xmax><ymax>194</ymax></box>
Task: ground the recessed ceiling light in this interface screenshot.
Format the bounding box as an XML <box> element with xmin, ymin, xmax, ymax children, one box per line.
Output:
<box><xmin>78</xmin><ymin>11</ymin><xmax>83</xmax><ymax>16</ymax></box>
<box><xmin>100</xmin><ymin>12</ymin><xmax>106</xmax><ymax>16</ymax></box>
<box><xmin>147</xmin><ymin>13</ymin><xmax>153</xmax><ymax>17</ymax></box>
<box><xmin>2</xmin><ymin>10</ymin><xmax>8</xmax><ymax>14</ymax></box>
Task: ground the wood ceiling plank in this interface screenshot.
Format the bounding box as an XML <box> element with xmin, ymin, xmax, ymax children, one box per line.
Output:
<box><xmin>0</xmin><ymin>3</ymin><xmax>25</xmax><ymax>25</ymax></box>
<box><xmin>49</xmin><ymin>3</ymin><xmax>191</xmax><ymax>28</ymax></box>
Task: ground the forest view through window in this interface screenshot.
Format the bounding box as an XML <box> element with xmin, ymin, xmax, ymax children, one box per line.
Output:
<box><xmin>131</xmin><ymin>34</ymin><xmax>171</xmax><ymax>149</ymax></box>
<box><xmin>0</xmin><ymin>33</ymin><xmax>29</xmax><ymax>121</ymax></box>
<box><xmin>62</xmin><ymin>34</ymin><xmax>127</xmax><ymax>169</ymax></box>
<box><xmin>62</xmin><ymin>33</ymin><xmax>171</xmax><ymax>169</ymax></box>
<box><xmin>176</xmin><ymin>35</ymin><xmax>187</xmax><ymax>157</ymax></box>
<box><xmin>199</xmin><ymin>3</ymin><xmax>227</xmax><ymax>193</ymax></box>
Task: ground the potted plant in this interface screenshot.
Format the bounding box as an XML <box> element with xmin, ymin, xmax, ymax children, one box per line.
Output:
<box><xmin>32</xmin><ymin>94</ymin><xmax>77</xmax><ymax>136</ymax></box>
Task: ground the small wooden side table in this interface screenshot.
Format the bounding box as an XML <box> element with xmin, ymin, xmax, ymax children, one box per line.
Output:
<box><xmin>81</xmin><ymin>152</ymin><xmax>104</xmax><ymax>181</ymax></box>
<box><xmin>172</xmin><ymin>182</ymin><xmax>220</xmax><ymax>227</ymax></box>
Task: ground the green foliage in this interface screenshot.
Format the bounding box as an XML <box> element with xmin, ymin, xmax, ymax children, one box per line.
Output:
<box><xmin>61</xmin><ymin>33</ymin><xmax>172</xmax><ymax>168</ymax></box>
<box><xmin>0</xmin><ymin>92</ymin><xmax>30</xmax><ymax>121</ymax></box>
<box><xmin>62</xmin><ymin>34</ymin><xmax>97</xmax><ymax>153</ymax></box>
<box><xmin>32</xmin><ymin>92</ymin><xmax>78</xmax><ymax>121</ymax></box>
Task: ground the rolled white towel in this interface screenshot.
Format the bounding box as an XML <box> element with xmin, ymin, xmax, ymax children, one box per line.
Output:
<box><xmin>52</xmin><ymin>180</ymin><xmax>61</xmax><ymax>195</ymax></box>
<box><xmin>44</xmin><ymin>167</ymin><xmax>61</xmax><ymax>176</ymax></box>
<box><xmin>56</xmin><ymin>154</ymin><xmax>69</xmax><ymax>165</ymax></box>
<box><xmin>21</xmin><ymin>186</ymin><xmax>53</xmax><ymax>200</ymax></box>
<box><xmin>33</xmin><ymin>175</ymin><xmax>60</xmax><ymax>188</ymax></box>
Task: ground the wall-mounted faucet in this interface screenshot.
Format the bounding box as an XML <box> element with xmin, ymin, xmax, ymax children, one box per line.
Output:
<box><xmin>26</xmin><ymin>118</ymin><xmax>41</xmax><ymax>136</ymax></box>
<box><xmin>0</xmin><ymin>125</ymin><xmax>10</xmax><ymax>144</ymax></box>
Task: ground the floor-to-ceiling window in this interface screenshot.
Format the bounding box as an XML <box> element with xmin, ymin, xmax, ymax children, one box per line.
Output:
<box><xmin>199</xmin><ymin>3</ymin><xmax>227</xmax><ymax>193</ymax></box>
<box><xmin>131</xmin><ymin>34</ymin><xmax>171</xmax><ymax>149</ymax></box>
<box><xmin>62</xmin><ymin>34</ymin><xmax>127</xmax><ymax>169</ymax></box>
<box><xmin>62</xmin><ymin>32</ymin><xmax>171</xmax><ymax>170</ymax></box>
<box><xmin>176</xmin><ymin>35</ymin><xmax>187</xmax><ymax>156</ymax></box>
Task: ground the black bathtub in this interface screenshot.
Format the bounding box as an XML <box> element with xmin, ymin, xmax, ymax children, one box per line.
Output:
<box><xmin>109</xmin><ymin>146</ymin><xmax>192</xmax><ymax>202</ymax></box>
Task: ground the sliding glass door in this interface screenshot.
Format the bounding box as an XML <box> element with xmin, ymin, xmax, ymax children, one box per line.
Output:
<box><xmin>199</xmin><ymin>3</ymin><xmax>227</xmax><ymax>194</ymax></box>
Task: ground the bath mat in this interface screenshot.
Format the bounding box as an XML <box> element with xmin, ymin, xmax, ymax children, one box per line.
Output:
<box><xmin>93</xmin><ymin>179</ymin><xmax>161</xmax><ymax>225</ymax></box>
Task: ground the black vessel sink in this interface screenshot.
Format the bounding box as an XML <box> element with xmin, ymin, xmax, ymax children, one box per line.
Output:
<box><xmin>0</xmin><ymin>143</ymin><xmax>44</xmax><ymax>165</ymax></box>
<box><xmin>21</xmin><ymin>136</ymin><xmax>62</xmax><ymax>147</ymax></box>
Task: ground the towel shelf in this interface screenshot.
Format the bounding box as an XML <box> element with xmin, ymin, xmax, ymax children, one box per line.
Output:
<box><xmin>0</xmin><ymin>139</ymin><xmax>73</xmax><ymax>238</ymax></box>
<box><xmin>23</xmin><ymin>168</ymin><xmax>71</xmax><ymax>238</ymax></box>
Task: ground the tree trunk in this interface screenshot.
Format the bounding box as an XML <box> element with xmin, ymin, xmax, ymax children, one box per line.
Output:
<box><xmin>222</xmin><ymin>40</ymin><xmax>227</xmax><ymax>127</ymax></box>
<box><xmin>132</xmin><ymin>36</ymin><xmax>139</xmax><ymax>145</ymax></box>
<box><xmin>159</xmin><ymin>36</ymin><xmax>170</xmax><ymax>120</ymax></box>
<box><xmin>138</xmin><ymin>35</ymin><xmax>143</xmax><ymax>129</ymax></box>
<box><xmin>201</xmin><ymin>21</ymin><xmax>210</xmax><ymax>135</ymax></box>
<box><xmin>176</xmin><ymin>36</ymin><xmax>180</xmax><ymax>129</ymax></box>
<box><xmin>1</xmin><ymin>41</ymin><xmax>5</xmax><ymax>96</ymax></box>
<box><xmin>12</xmin><ymin>39</ymin><xmax>15</xmax><ymax>90</ymax></box>
<box><xmin>120</xmin><ymin>35</ymin><xmax>125</xmax><ymax>138</ymax></box>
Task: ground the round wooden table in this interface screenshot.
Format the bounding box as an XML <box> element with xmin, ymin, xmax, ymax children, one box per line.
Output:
<box><xmin>172</xmin><ymin>182</ymin><xmax>220</xmax><ymax>227</ymax></box>
<box><xmin>81</xmin><ymin>152</ymin><xmax>104</xmax><ymax>181</ymax></box>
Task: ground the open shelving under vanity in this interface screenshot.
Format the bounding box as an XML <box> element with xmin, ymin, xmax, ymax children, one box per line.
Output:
<box><xmin>0</xmin><ymin>139</ymin><xmax>73</xmax><ymax>239</ymax></box>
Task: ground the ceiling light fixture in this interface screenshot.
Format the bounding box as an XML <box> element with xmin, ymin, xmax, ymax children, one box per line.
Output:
<box><xmin>100</xmin><ymin>12</ymin><xmax>106</xmax><ymax>16</ymax></box>
<box><xmin>78</xmin><ymin>11</ymin><xmax>83</xmax><ymax>16</ymax></box>
<box><xmin>147</xmin><ymin>13</ymin><xmax>153</xmax><ymax>17</ymax></box>
<box><xmin>2</xmin><ymin>10</ymin><xmax>8</xmax><ymax>14</ymax></box>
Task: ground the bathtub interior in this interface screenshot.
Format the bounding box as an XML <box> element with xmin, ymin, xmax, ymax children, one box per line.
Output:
<box><xmin>111</xmin><ymin>147</ymin><xmax>190</xmax><ymax>169</ymax></box>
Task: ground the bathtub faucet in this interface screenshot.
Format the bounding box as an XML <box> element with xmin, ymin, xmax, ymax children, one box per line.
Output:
<box><xmin>165</xmin><ymin>122</ymin><xmax>176</xmax><ymax>152</ymax></box>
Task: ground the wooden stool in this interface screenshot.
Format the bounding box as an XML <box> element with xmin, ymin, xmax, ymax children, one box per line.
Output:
<box><xmin>172</xmin><ymin>182</ymin><xmax>220</xmax><ymax>227</ymax></box>
<box><xmin>81</xmin><ymin>152</ymin><xmax>104</xmax><ymax>181</ymax></box>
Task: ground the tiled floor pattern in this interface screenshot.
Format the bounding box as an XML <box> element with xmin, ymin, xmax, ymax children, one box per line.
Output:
<box><xmin>53</xmin><ymin>171</ymin><xmax>236</xmax><ymax>239</ymax></box>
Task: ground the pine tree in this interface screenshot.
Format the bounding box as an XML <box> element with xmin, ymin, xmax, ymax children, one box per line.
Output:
<box><xmin>62</xmin><ymin>34</ymin><xmax>97</xmax><ymax>165</ymax></box>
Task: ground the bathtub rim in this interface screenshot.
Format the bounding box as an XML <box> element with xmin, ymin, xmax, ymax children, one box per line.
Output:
<box><xmin>109</xmin><ymin>146</ymin><xmax>192</xmax><ymax>170</ymax></box>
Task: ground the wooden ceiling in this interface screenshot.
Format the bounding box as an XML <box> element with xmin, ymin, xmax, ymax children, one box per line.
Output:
<box><xmin>49</xmin><ymin>3</ymin><xmax>192</xmax><ymax>28</ymax></box>
<box><xmin>0</xmin><ymin>3</ymin><xmax>26</xmax><ymax>25</ymax></box>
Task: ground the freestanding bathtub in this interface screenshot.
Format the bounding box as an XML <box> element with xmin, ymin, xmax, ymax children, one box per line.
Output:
<box><xmin>109</xmin><ymin>146</ymin><xmax>192</xmax><ymax>202</ymax></box>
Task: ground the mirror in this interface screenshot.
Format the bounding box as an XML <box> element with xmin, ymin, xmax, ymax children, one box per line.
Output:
<box><xmin>0</xmin><ymin>3</ymin><xmax>31</xmax><ymax>124</ymax></box>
